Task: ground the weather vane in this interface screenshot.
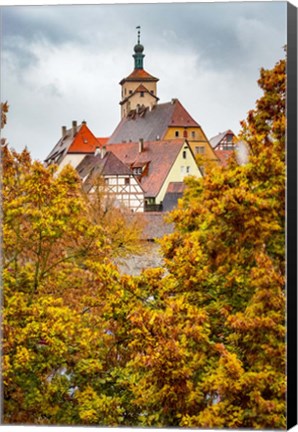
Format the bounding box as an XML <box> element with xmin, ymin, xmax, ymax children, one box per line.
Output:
<box><xmin>136</xmin><ymin>26</ymin><xmax>141</xmax><ymax>44</ymax></box>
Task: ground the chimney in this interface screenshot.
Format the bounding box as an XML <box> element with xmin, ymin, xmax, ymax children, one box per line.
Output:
<box><xmin>139</xmin><ymin>138</ymin><xmax>144</xmax><ymax>153</ymax></box>
<box><xmin>101</xmin><ymin>146</ymin><xmax>106</xmax><ymax>159</ymax></box>
<box><xmin>94</xmin><ymin>146</ymin><xmax>100</xmax><ymax>156</ymax></box>
<box><xmin>171</xmin><ymin>98</ymin><xmax>177</xmax><ymax>104</ymax></box>
<box><xmin>62</xmin><ymin>126</ymin><xmax>67</xmax><ymax>138</ymax></box>
<box><xmin>82</xmin><ymin>120</ymin><xmax>87</xmax><ymax>125</ymax></box>
<box><xmin>72</xmin><ymin>120</ymin><xmax>77</xmax><ymax>137</ymax></box>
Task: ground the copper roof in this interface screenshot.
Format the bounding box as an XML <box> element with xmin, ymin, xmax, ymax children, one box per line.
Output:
<box><xmin>105</xmin><ymin>140</ymin><xmax>185</xmax><ymax>198</ymax></box>
<box><xmin>120</xmin><ymin>68</ymin><xmax>159</xmax><ymax>84</ymax></box>
<box><xmin>108</xmin><ymin>99</ymin><xmax>200</xmax><ymax>144</ymax></box>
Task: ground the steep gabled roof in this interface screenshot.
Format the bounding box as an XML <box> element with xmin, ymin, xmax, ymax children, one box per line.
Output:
<box><xmin>76</xmin><ymin>151</ymin><xmax>136</xmax><ymax>194</ymax></box>
<box><xmin>209</xmin><ymin>129</ymin><xmax>234</xmax><ymax>148</ymax></box>
<box><xmin>44</xmin><ymin>123</ymin><xmax>99</xmax><ymax>164</ymax></box>
<box><xmin>77</xmin><ymin>151</ymin><xmax>132</xmax><ymax>179</ymax></box>
<box><xmin>105</xmin><ymin>140</ymin><xmax>185</xmax><ymax>198</ymax></box>
<box><xmin>108</xmin><ymin>99</ymin><xmax>200</xmax><ymax>144</ymax></box>
<box><xmin>120</xmin><ymin>68</ymin><xmax>159</xmax><ymax>84</ymax></box>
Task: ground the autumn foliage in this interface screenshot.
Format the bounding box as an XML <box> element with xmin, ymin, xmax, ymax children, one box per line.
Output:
<box><xmin>2</xmin><ymin>55</ymin><xmax>286</xmax><ymax>427</ymax></box>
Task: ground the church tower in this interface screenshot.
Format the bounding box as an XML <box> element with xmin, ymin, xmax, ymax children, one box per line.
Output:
<box><xmin>119</xmin><ymin>27</ymin><xmax>159</xmax><ymax>118</ymax></box>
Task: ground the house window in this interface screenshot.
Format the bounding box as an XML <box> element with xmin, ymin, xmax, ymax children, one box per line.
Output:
<box><xmin>191</xmin><ymin>131</ymin><xmax>196</xmax><ymax>139</ymax></box>
<box><xmin>183</xmin><ymin>130</ymin><xmax>188</xmax><ymax>138</ymax></box>
<box><xmin>186</xmin><ymin>166</ymin><xmax>190</xmax><ymax>173</ymax></box>
<box><xmin>195</xmin><ymin>146</ymin><xmax>205</xmax><ymax>154</ymax></box>
<box><xmin>183</xmin><ymin>150</ymin><xmax>187</xmax><ymax>159</ymax></box>
<box><xmin>129</xmin><ymin>90</ymin><xmax>132</xmax><ymax>95</ymax></box>
<box><xmin>175</xmin><ymin>131</ymin><xmax>179</xmax><ymax>137</ymax></box>
<box><xmin>181</xmin><ymin>166</ymin><xmax>185</xmax><ymax>174</ymax></box>
<box><xmin>133</xmin><ymin>167</ymin><xmax>142</xmax><ymax>176</ymax></box>
<box><xmin>125</xmin><ymin>177</ymin><xmax>130</xmax><ymax>185</ymax></box>
<box><xmin>150</xmin><ymin>90</ymin><xmax>154</xmax><ymax>94</ymax></box>
<box><xmin>140</xmin><ymin>92</ymin><xmax>144</xmax><ymax>97</ymax></box>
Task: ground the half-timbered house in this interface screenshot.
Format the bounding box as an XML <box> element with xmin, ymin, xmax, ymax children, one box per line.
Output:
<box><xmin>76</xmin><ymin>149</ymin><xmax>145</xmax><ymax>213</ymax></box>
<box><xmin>106</xmin><ymin>139</ymin><xmax>202</xmax><ymax>211</ymax></box>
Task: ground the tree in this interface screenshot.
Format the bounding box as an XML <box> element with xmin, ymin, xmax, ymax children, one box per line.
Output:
<box><xmin>1</xmin><ymin>101</ymin><xmax>9</xmax><ymax>129</ymax></box>
<box><xmin>2</xmin><ymin>145</ymin><xmax>141</xmax><ymax>425</ymax></box>
<box><xmin>2</xmin><ymin>53</ymin><xmax>286</xmax><ymax>427</ymax></box>
<box><xmin>126</xmin><ymin>55</ymin><xmax>286</xmax><ymax>428</ymax></box>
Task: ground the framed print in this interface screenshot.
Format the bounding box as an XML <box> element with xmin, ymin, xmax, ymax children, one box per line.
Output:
<box><xmin>1</xmin><ymin>1</ymin><xmax>297</xmax><ymax>430</ymax></box>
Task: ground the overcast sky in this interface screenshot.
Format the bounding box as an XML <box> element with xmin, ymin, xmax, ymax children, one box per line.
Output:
<box><xmin>1</xmin><ymin>1</ymin><xmax>288</xmax><ymax>161</ymax></box>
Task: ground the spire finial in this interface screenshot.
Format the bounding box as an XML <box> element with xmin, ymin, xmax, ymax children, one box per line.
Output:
<box><xmin>136</xmin><ymin>26</ymin><xmax>141</xmax><ymax>44</ymax></box>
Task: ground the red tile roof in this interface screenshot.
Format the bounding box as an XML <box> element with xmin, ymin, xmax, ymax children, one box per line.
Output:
<box><xmin>169</xmin><ymin>99</ymin><xmax>200</xmax><ymax>128</ymax></box>
<box><xmin>105</xmin><ymin>140</ymin><xmax>185</xmax><ymax>198</ymax></box>
<box><xmin>45</xmin><ymin>123</ymin><xmax>100</xmax><ymax>164</ymax></box>
<box><xmin>68</xmin><ymin>124</ymin><xmax>100</xmax><ymax>153</ymax></box>
<box><xmin>96</xmin><ymin>137</ymin><xmax>109</xmax><ymax>146</ymax></box>
<box><xmin>135</xmin><ymin>83</ymin><xmax>150</xmax><ymax>92</ymax></box>
<box><xmin>108</xmin><ymin>99</ymin><xmax>200</xmax><ymax>144</ymax></box>
<box><xmin>216</xmin><ymin>149</ymin><xmax>234</xmax><ymax>166</ymax></box>
<box><xmin>166</xmin><ymin>182</ymin><xmax>186</xmax><ymax>194</ymax></box>
<box><xmin>120</xmin><ymin>68</ymin><xmax>159</xmax><ymax>84</ymax></box>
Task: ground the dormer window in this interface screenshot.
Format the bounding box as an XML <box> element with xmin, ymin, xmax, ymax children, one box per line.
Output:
<box><xmin>140</xmin><ymin>92</ymin><xmax>144</xmax><ymax>97</ymax></box>
<box><xmin>133</xmin><ymin>167</ymin><xmax>143</xmax><ymax>176</ymax></box>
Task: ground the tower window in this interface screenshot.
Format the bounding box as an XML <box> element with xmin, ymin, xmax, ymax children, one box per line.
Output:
<box><xmin>175</xmin><ymin>131</ymin><xmax>179</xmax><ymax>137</ymax></box>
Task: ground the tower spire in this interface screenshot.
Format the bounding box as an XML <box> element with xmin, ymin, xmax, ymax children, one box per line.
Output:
<box><xmin>133</xmin><ymin>26</ymin><xmax>144</xmax><ymax>70</ymax></box>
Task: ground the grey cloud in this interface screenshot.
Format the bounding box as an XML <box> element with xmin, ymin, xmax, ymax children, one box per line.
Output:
<box><xmin>1</xmin><ymin>2</ymin><xmax>287</xmax><ymax>161</ymax></box>
<box><xmin>3</xmin><ymin>3</ymin><xmax>286</xmax><ymax>72</ymax></box>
